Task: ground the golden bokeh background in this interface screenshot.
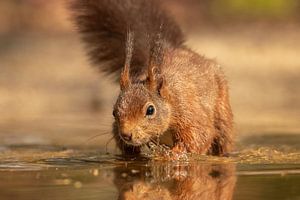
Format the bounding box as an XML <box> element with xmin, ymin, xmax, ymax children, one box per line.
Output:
<box><xmin>0</xmin><ymin>0</ymin><xmax>299</xmax><ymax>147</ymax></box>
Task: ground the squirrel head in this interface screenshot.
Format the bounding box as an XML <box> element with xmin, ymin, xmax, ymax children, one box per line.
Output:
<box><xmin>113</xmin><ymin>30</ymin><xmax>172</xmax><ymax>146</ymax></box>
<box><xmin>113</xmin><ymin>62</ymin><xmax>171</xmax><ymax>146</ymax></box>
<box><xmin>113</xmin><ymin>83</ymin><xmax>171</xmax><ymax>146</ymax></box>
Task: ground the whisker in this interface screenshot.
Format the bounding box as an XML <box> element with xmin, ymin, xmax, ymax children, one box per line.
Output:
<box><xmin>95</xmin><ymin>126</ymin><xmax>112</xmax><ymax>129</ymax></box>
<box><xmin>120</xmin><ymin>137</ymin><xmax>125</xmax><ymax>154</ymax></box>
<box><xmin>106</xmin><ymin>135</ymin><xmax>115</xmax><ymax>154</ymax></box>
<box><xmin>84</xmin><ymin>132</ymin><xmax>111</xmax><ymax>143</ymax></box>
<box><xmin>94</xmin><ymin>124</ymin><xmax>112</xmax><ymax>128</ymax></box>
<box><xmin>96</xmin><ymin>116</ymin><xmax>115</xmax><ymax>121</ymax></box>
<box><xmin>114</xmin><ymin>140</ymin><xmax>119</xmax><ymax>154</ymax></box>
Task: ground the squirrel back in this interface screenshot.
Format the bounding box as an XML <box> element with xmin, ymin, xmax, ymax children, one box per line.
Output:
<box><xmin>70</xmin><ymin>0</ymin><xmax>184</xmax><ymax>77</ymax></box>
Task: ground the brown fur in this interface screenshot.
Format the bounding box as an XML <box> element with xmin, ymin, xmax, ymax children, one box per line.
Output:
<box><xmin>70</xmin><ymin>0</ymin><xmax>234</xmax><ymax>156</ymax></box>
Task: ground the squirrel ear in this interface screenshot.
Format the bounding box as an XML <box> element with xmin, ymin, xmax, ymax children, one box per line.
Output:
<box><xmin>120</xmin><ymin>30</ymin><xmax>134</xmax><ymax>90</ymax></box>
<box><xmin>157</xmin><ymin>75</ymin><xmax>164</xmax><ymax>95</ymax></box>
<box><xmin>146</xmin><ymin>67</ymin><xmax>168</xmax><ymax>98</ymax></box>
<box><xmin>146</xmin><ymin>65</ymin><xmax>159</xmax><ymax>91</ymax></box>
<box><xmin>157</xmin><ymin>75</ymin><xmax>169</xmax><ymax>99</ymax></box>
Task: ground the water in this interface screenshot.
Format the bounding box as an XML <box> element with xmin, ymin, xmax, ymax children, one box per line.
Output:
<box><xmin>0</xmin><ymin>142</ymin><xmax>300</xmax><ymax>200</ymax></box>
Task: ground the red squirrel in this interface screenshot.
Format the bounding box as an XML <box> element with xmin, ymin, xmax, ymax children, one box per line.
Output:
<box><xmin>70</xmin><ymin>0</ymin><xmax>234</xmax><ymax>156</ymax></box>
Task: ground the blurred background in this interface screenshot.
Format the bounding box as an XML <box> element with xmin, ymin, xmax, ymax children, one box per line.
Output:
<box><xmin>0</xmin><ymin>0</ymin><xmax>299</xmax><ymax>147</ymax></box>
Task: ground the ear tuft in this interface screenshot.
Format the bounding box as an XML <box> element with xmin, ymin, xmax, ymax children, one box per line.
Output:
<box><xmin>120</xmin><ymin>30</ymin><xmax>134</xmax><ymax>90</ymax></box>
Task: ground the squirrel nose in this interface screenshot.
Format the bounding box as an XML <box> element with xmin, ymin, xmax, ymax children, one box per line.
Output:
<box><xmin>121</xmin><ymin>132</ymin><xmax>132</xmax><ymax>141</ymax></box>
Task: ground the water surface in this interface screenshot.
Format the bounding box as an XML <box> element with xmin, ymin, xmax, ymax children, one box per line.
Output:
<box><xmin>0</xmin><ymin>140</ymin><xmax>300</xmax><ymax>200</ymax></box>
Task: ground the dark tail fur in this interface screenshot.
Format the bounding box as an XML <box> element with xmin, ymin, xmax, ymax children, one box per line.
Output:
<box><xmin>70</xmin><ymin>0</ymin><xmax>184</xmax><ymax>77</ymax></box>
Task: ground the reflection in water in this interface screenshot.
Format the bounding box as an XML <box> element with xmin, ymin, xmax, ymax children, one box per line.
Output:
<box><xmin>1</xmin><ymin>145</ymin><xmax>300</xmax><ymax>199</ymax></box>
<box><xmin>114</xmin><ymin>162</ymin><xmax>236</xmax><ymax>200</ymax></box>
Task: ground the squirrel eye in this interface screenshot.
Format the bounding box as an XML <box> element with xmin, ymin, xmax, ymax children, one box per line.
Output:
<box><xmin>112</xmin><ymin>110</ymin><xmax>116</xmax><ymax>118</ymax></box>
<box><xmin>146</xmin><ymin>105</ymin><xmax>155</xmax><ymax>116</ymax></box>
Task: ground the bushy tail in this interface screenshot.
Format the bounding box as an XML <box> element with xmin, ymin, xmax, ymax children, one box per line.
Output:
<box><xmin>70</xmin><ymin>0</ymin><xmax>184</xmax><ymax>76</ymax></box>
